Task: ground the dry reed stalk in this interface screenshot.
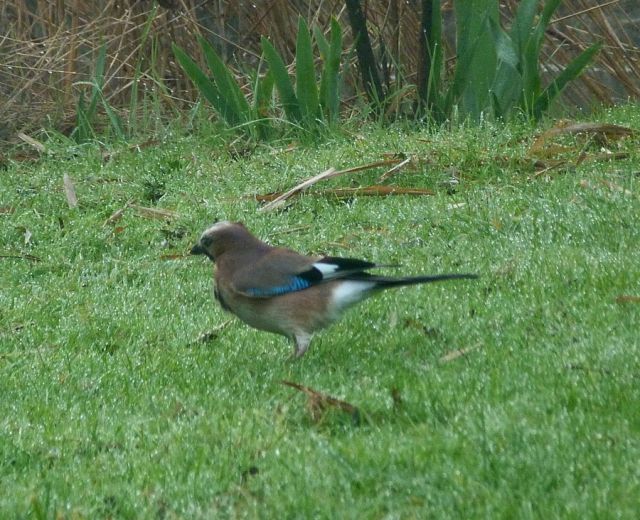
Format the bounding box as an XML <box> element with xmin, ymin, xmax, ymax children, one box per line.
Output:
<box><xmin>65</xmin><ymin>0</ymin><xmax>78</xmax><ymax>105</ymax></box>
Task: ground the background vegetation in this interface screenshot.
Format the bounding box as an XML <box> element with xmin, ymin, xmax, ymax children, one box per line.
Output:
<box><xmin>1</xmin><ymin>0</ymin><xmax>640</xmax><ymax>148</ymax></box>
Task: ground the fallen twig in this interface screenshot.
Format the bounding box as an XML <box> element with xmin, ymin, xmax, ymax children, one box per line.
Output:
<box><xmin>255</xmin><ymin>185</ymin><xmax>434</xmax><ymax>202</ymax></box>
<box><xmin>259</xmin><ymin>158</ymin><xmax>403</xmax><ymax>212</ymax></box>
<box><xmin>281</xmin><ymin>380</ymin><xmax>361</xmax><ymax>424</ymax></box>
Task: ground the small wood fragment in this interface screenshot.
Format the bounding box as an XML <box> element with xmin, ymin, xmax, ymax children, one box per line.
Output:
<box><xmin>63</xmin><ymin>174</ymin><xmax>78</xmax><ymax>209</ymax></box>
<box><xmin>281</xmin><ymin>380</ymin><xmax>361</xmax><ymax>423</ymax></box>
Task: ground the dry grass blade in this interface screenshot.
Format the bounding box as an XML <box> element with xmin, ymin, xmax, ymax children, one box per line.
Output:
<box><xmin>530</xmin><ymin>121</ymin><xmax>634</xmax><ymax>154</ymax></box>
<box><xmin>0</xmin><ymin>254</ymin><xmax>41</xmax><ymax>262</ymax></box>
<box><xmin>17</xmin><ymin>133</ymin><xmax>47</xmax><ymax>153</ymax></box>
<box><xmin>103</xmin><ymin>206</ymin><xmax>128</xmax><ymax>226</ymax></box>
<box><xmin>529</xmin><ymin>120</ymin><xmax>633</xmax><ymax>179</ymax></box>
<box><xmin>440</xmin><ymin>344</ymin><xmax>481</xmax><ymax>362</ymax></box>
<box><xmin>585</xmin><ymin>152</ymin><xmax>630</xmax><ymax>163</ymax></box>
<box><xmin>129</xmin><ymin>203</ymin><xmax>178</xmax><ymax>220</ymax></box>
<box><xmin>531</xmin><ymin>161</ymin><xmax>569</xmax><ymax>179</ymax></box>
<box><xmin>281</xmin><ymin>380</ymin><xmax>361</xmax><ymax>423</ymax></box>
<box><xmin>255</xmin><ymin>185</ymin><xmax>435</xmax><ymax>202</ymax></box>
<box><xmin>63</xmin><ymin>174</ymin><xmax>78</xmax><ymax>209</ymax></box>
<box><xmin>318</xmin><ymin>185</ymin><xmax>435</xmax><ymax>198</ymax></box>
<box><xmin>615</xmin><ymin>295</ymin><xmax>640</xmax><ymax>304</ymax></box>
<box><xmin>377</xmin><ymin>156</ymin><xmax>413</xmax><ymax>182</ymax></box>
<box><xmin>258</xmin><ymin>167</ymin><xmax>337</xmax><ymax>211</ymax></box>
<box><xmin>600</xmin><ymin>179</ymin><xmax>633</xmax><ymax>196</ymax></box>
<box><xmin>259</xmin><ymin>159</ymin><xmax>404</xmax><ymax>212</ymax></box>
<box><xmin>193</xmin><ymin>320</ymin><xmax>233</xmax><ymax>344</ymax></box>
<box><xmin>530</xmin><ymin>144</ymin><xmax>578</xmax><ymax>160</ymax></box>
<box><xmin>551</xmin><ymin>0</ymin><xmax>623</xmax><ymax>24</ymax></box>
<box><xmin>103</xmin><ymin>199</ymin><xmax>135</xmax><ymax>226</ymax></box>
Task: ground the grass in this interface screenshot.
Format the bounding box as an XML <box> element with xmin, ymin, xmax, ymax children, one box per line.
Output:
<box><xmin>1</xmin><ymin>106</ymin><xmax>640</xmax><ymax>518</ymax></box>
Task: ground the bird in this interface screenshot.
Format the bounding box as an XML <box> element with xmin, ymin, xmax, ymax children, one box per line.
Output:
<box><xmin>190</xmin><ymin>221</ymin><xmax>477</xmax><ymax>358</ymax></box>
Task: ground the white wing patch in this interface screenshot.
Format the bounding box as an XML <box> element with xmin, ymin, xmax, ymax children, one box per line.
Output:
<box><xmin>313</xmin><ymin>262</ymin><xmax>340</xmax><ymax>278</ymax></box>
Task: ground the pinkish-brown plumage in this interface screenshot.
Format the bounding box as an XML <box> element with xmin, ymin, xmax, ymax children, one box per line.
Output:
<box><xmin>191</xmin><ymin>221</ymin><xmax>477</xmax><ymax>357</ymax></box>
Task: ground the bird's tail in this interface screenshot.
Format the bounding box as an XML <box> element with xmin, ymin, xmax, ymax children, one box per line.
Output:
<box><xmin>350</xmin><ymin>272</ymin><xmax>478</xmax><ymax>288</ymax></box>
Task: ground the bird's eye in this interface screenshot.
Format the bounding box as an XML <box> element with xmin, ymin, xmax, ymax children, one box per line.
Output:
<box><xmin>201</xmin><ymin>236</ymin><xmax>214</xmax><ymax>247</ymax></box>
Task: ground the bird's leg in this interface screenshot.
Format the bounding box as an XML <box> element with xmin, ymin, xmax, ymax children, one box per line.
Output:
<box><xmin>292</xmin><ymin>332</ymin><xmax>313</xmax><ymax>358</ymax></box>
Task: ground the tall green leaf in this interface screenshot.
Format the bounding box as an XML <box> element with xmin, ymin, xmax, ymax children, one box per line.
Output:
<box><xmin>254</xmin><ymin>70</ymin><xmax>274</xmax><ymax>117</ymax></box>
<box><xmin>72</xmin><ymin>43</ymin><xmax>107</xmax><ymax>142</ymax></box>
<box><xmin>522</xmin><ymin>0</ymin><xmax>563</xmax><ymax>111</ymax></box>
<box><xmin>510</xmin><ymin>0</ymin><xmax>538</xmax><ymax>58</ymax></box>
<box><xmin>533</xmin><ymin>42</ymin><xmax>602</xmax><ymax>120</ymax></box>
<box><xmin>295</xmin><ymin>17</ymin><xmax>320</xmax><ymax>125</ymax></box>
<box><xmin>254</xmin><ymin>68</ymin><xmax>275</xmax><ymax>139</ymax></box>
<box><xmin>423</xmin><ymin>0</ymin><xmax>444</xmax><ymax>118</ymax></box>
<box><xmin>417</xmin><ymin>0</ymin><xmax>445</xmax><ymax>120</ymax></box>
<box><xmin>533</xmin><ymin>0</ymin><xmax>564</xmax><ymax>52</ymax></box>
<box><xmin>489</xmin><ymin>17</ymin><xmax>522</xmax><ymax>118</ymax></box>
<box><xmin>129</xmin><ymin>5</ymin><xmax>157</xmax><ymax>135</ymax></box>
<box><xmin>261</xmin><ymin>36</ymin><xmax>302</xmax><ymax>123</ymax></box>
<box><xmin>88</xmin><ymin>43</ymin><xmax>107</xmax><ymax>119</ymax></box>
<box><xmin>101</xmin><ymin>95</ymin><xmax>125</xmax><ymax>140</ymax></box>
<box><xmin>198</xmin><ymin>36</ymin><xmax>251</xmax><ymax>126</ymax></box>
<box><xmin>319</xmin><ymin>17</ymin><xmax>343</xmax><ymax>121</ymax></box>
<box><xmin>172</xmin><ymin>43</ymin><xmax>230</xmax><ymax>122</ymax></box>
<box><xmin>450</xmin><ymin>0</ymin><xmax>498</xmax><ymax>120</ymax></box>
<box><xmin>74</xmin><ymin>90</ymin><xmax>93</xmax><ymax>142</ymax></box>
<box><xmin>313</xmin><ymin>25</ymin><xmax>330</xmax><ymax>61</ymax></box>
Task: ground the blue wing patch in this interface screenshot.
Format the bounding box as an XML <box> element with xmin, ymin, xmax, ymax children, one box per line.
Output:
<box><xmin>245</xmin><ymin>276</ymin><xmax>312</xmax><ymax>297</ymax></box>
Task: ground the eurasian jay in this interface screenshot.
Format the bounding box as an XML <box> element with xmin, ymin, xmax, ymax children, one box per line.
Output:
<box><xmin>191</xmin><ymin>221</ymin><xmax>477</xmax><ymax>358</ymax></box>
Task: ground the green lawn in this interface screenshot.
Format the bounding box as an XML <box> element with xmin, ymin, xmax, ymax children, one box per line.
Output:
<box><xmin>1</xmin><ymin>106</ymin><xmax>639</xmax><ymax>518</ymax></box>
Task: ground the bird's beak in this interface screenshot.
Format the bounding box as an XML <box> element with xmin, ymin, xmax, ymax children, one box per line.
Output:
<box><xmin>190</xmin><ymin>243</ymin><xmax>206</xmax><ymax>255</ymax></box>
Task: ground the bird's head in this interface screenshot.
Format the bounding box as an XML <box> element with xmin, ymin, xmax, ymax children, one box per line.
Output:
<box><xmin>190</xmin><ymin>221</ymin><xmax>252</xmax><ymax>261</ymax></box>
